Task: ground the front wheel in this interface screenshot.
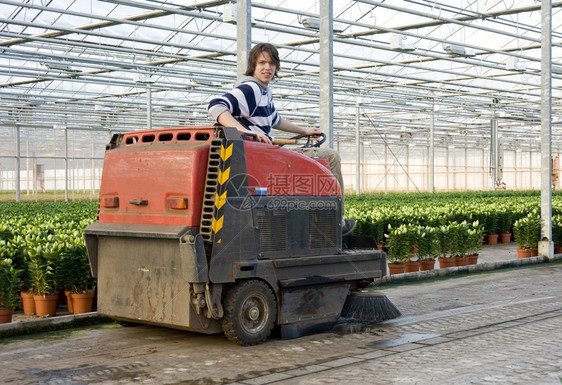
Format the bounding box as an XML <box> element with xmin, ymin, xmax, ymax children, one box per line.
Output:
<box><xmin>221</xmin><ymin>280</ymin><xmax>277</xmax><ymax>346</ymax></box>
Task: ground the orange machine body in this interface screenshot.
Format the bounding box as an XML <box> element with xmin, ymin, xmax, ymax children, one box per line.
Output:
<box><xmin>98</xmin><ymin>126</ymin><xmax>339</xmax><ymax>227</ymax></box>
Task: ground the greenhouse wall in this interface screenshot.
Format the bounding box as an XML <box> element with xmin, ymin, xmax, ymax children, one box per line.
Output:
<box><xmin>341</xmin><ymin>145</ymin><xmax>554</xmax><ymax>193</ymax></box>
<box><xmin>0</xmin><ymin>125</ymin><xmax>558</xmax><ymax>201</ymax></box>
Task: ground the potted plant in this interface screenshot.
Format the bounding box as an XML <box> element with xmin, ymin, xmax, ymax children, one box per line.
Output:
<box><xmin>67</xmin><ymin>245</ymin><xmax>97</xmax><ymax>314</ymax></box>
<box><xmin>498</xmin><ymin>210</ymin><xmax>513</xmax><ymax>243</ymax></box>
<box><xmin>0</xmin><ymin>258</ymin><xmax>22</xmax><ymax>323</ymax></box>
<box><xmin>552</xmin><ymin>215</ymin><xmax>562</xmax><ymax>254</ymax></box>
<box><xmin>57</xmin><ymin>244</ymin><xmax>80</xmax><ymax>313</ymax></box>
<box><xmin>513</xmin><ymin>211</ymin><xmax>540</xmax><ymax>258</ymax></box>
<box><xmin>449</xmin><ymin>221</ymin><xmax>471</xmax><ymax>266</ymax></box>
<box><xmin>27</xmin><ymin>252</ymin><xmax>58</xmax><ymax>317</ymax></box>
<box><xmin>416</xmin><ymin>226</ymin><xmax>438</xmax><ymax>271</ymax></box>
<box><xmin>385</xmin><ymin>224</ymin><xmax>415</xmax><ymax>275</ymax></box>
<box><xmin>485</xmin><ymin>211</ymin><xmax>499</xmax><ymax>245</ymax></box>
<box><xmin>467</xmin><ymin>220</ymin><xmax>485</xmax><ymax>264</ymax></box>
<box><xmin>0</xmin><ymin>231</ymin><xmax>34</xmax><ymax>315</ymax></box>
<box><xmin>436</xmin><ymin>225</ymin><xmax>455</xmax><ymax>268</ymax></box>
<box><xmin>373</xmin><ymin>219</ymin><xmax>386</xmax><ymax>250</ymax></box>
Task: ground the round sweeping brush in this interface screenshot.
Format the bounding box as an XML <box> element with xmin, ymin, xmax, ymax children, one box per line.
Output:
<box><xmin>339</xmin><ymin>291</ymin><xmax>401</xmax><ymax>323</ymax></box>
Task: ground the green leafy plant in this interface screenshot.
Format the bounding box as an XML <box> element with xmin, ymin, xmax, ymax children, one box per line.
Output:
<box><xmin>385</xmin><ymin>224</ymin><xmax>415</xmax><ymax>264</ymax></box>
<box><xmin>498</xmin><ymin>210</ymin><xmax>514</xmax><ymax>234</ymax></box>
<box><xmin>552</xmin><ymin>215</ymin><xmax>562</xmax><ymax>247</ymax></box>
<box><xmin>486</xmin><ymin>211</ymin><xmax>499</xmax><ymax>236</ymax></box>
<box><xmin>467</xmin><ymin>220</ymin><xmax>485</xmax><ymax>256</ymax></box>
<box><xmin>435</xmin><ymin>225</ymin><xmax>451</xmax><ymax>258</ymax></box>
<box><xmin>415</xmin><ymin>226</ymin><xmax>439</xmax><ymax>261</ymax></box>
<box><xmin>61</xmin><ymin>245</ymin><xmax>96</xmax><ymax>294</ymax></box>
<box><xmin>449</xmin><ymin>222</ymin><xmax>470</xmax><ymax>257</ymax></box>
<box><xmin>27</xmin><ymin>253</ymin><xmax>56</xmax><ymax>296</ymax></box>
<box><xmin>513</xmin><ymin>210</ymin><xmax>541</xmax><ymax>250</ymax></box>
<box><xmin>0</xmin><ymin>258</ymin><xmax>22</xmax><ymax>309</ymax></box>
<box><xmin>0</xmin><ymin>201</ymin><xmax>98</xmax><ymax>298</ymax></box>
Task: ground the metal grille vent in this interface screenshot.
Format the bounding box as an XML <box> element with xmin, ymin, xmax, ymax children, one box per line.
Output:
<box><xmin>258</xmin><ymin>210</ymin><xmax>287</xmax><ymax>252</ymax></box>
<box><xmin>199</xmin><ymin>138</ymin><xmax>224</xmax><ymax>241</ymax></box>
<box><xmin>309</xmin><ymin>210</ymin><xmax>337</xmax><ymax>249</ymax></box>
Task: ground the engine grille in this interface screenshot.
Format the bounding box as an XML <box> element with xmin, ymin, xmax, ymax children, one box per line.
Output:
<box><xmin>309</xmin><ymin>210</ymin><xmax>337</xmax><ymax>249</ymax></box>
<box><xmin>258</xmin><ymin>210</ymin><xmax>287</xmax><ymax>252</ymax></box>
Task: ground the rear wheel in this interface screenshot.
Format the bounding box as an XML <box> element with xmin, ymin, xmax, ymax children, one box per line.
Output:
<box><xmin>221</xmin><ymin>280</ymin><xmax>277</xmax><ymax>346</ymax></box>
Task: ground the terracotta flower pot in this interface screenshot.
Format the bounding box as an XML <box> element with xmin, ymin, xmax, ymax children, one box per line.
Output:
<box><xmin>530</xmin><ymin>248</ymin><xmax>538</xmax><ymax>257</ymax></box>
<box><xmin>0</xmin><ymin>308</ymin><xmax>14</xmax><ymax>324</ymax></box>
<box><xmin>555</xmin><ymin>245</ymin><xmax>562</xmax><ymax>254</ymax></box>
<box><xmin>33</xmin><ymin>294</ymin><xmax>58</xmax><ymax>317</ymax></box>
<box><xmin>20</xmin><ymin>291</ymin><xmax>35</xmax><ymax>315</ymax></box>
<box><xmin>404</xmin><ymin>261</ymin><xmax>420</xmax><ymax>273</ymax></box>
<box><xmin>420</xmin><ymin>260</ymin><xmax>436</xmax><ymax>271</ymax></box>
<box><xmin>486</xmin><ymin>234</ymin><xmax>499</xmax><ymax>245</ymax></box>
<box><xmin>455</xmin><ymin>256</ymin><xmax>469</xmax><ymax>266</ymax></box>
<box><xmin>500</xmin><ymin>233</ymin><xmax>512</xmax><ymax>243</ymax></box>
<box><xmin>387</xmin><ymin>263</ymin><xmax>405</xmax><ymax>275</ymax></box>
<box><xmin>65</xmin><ymin>291</ymin><xmax>74</xmax><ymax>313</ymax></box>
<box><xmin>517</xmin><ymin>248</ymin><xmax>532</xmax><ymax>259</ymax></box>
<box><xmin>438</xmin><ymin>257</ymin><xmax>456</xmax><ymax>269</ymax></box>
<box><xmin>468</xmin><ymin>254</ymin><xmax>479</xmax><ymax>265</ymax></box>
<box><xmin>71</xmin><ymin>292</ymin><xmax>95</xmax><ymax>314</ymax></box>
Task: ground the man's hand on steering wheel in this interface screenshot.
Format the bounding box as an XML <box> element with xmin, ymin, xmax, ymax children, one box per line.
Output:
<box><xmin>286</xmin><ymin>131</ymin><xmax>326</xmax><ymax>148</ymax></box>
<box><xmin>304</xmin><ymin>127</ymin><xmax>323</xmax><ymax>137</ymax></box>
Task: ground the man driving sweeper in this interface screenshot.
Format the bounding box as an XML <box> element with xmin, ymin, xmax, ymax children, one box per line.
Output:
<box><xmin>207</xmin><ymin>43</ymin><xmax>355</xmax><ymax>236</ymax></box>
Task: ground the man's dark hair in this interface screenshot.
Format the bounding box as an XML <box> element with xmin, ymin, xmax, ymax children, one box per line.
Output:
<box><xmin>244</xmin><ymin>43</ymin><xmax>281</xmax><ymax>79</ymax></box>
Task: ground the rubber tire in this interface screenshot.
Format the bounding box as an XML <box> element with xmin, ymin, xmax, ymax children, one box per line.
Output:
<box><xmin>221</xmin><ymin>280</ymin><xmax>277</xmax><ymax>346</ymax></box>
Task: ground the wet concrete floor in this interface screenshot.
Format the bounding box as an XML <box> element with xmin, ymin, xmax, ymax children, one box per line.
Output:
<box><xmin>1</xmin><ymin>247</ymin><xmax>561</xmax><ymax>385</ymax></box>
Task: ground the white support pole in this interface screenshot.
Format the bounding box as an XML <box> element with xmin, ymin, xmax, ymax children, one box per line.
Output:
<box><xmin>491</xmin><ymin>116</ymin><xmax>498</xmax><ymax>190</ymax></box>
<box><xmin>320</xmin><ymin>0</ymin><xmax>334</xmax><ymax>149</ymax></box>
<box><xmin>446</xmin><ymin>147</ymin><xmax>450</xmax><ymax>192</ymax></box>
<box><xmin>429</xmin><ymin>102</ymin><xmax>435</xmax><ymax>193</ymax></box>
<box><xmin>237</xmin><ymin>0</ymin><xmax>251</xmax><ymax>79</ymax></box>
<box><xmin>147</xmin><ymin>83</ymin><xmax>153</xmax><ymax>130</ymax></box>
<box><xmin>16</xmin><ymin>125</ymin><xmax>21</xmax><ymax>202</ymax></box>
<box><xmin>91</xmin><ymin>140</ymin><xmax>95</xmax><ymax>200</ymax></box>
<box><xmin>26</xmin><ymin>140</ymin><xmax>29</xmax><ymax>196</ymax></box>
<box><xmin>539</xmin><ymin>0</ymin><xmax>553</xmax><ymax>258</ymax></box>
<box><xmin>406</xmin><ymin>144</ymin><xmax>410</xmax><ymax>193</ymax></box>
<box><xmin>65</xmin><ymin>128</ymin><xmax>69</xmax><ymax>203</ymax></box>
<box><xmin>355</xmin><ymin>97</ymin><xmax>361</xmax><ymax>194</ymax></box>
<box><xmin>384</xmin><ymin>135</ymin><xmax>388</xmax><ymax>193</ymax></box>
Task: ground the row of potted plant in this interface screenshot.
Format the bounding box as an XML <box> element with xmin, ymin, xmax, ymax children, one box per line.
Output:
<box><xmin>0</xmin><ymin>258</ymin><xmax>22</xmax><ymax>323</ymax></box>
<box><xmin>348</xmin><ymin>191</ymin><xmax>562</xmax><ymax>251</ymax></box>
<box><xmin>0</xmin><ymin>202</ymin><xmax>97</xmax><ymax>323</ymax></box>
<box><xmin>384</xmin><ymin>220</ymin><xmax>485</xmax><ymax>274</ymax></box>
<box><xmin>0</xmin><ymin>243</ymin><xmax>96</xmax><ymax>322</ymax></box>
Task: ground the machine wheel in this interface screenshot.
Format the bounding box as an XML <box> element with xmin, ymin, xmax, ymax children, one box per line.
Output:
<box><xmin>221</xmin><ymin>280</ymin><xmax>277</xmax><ymax>346</ymax></box>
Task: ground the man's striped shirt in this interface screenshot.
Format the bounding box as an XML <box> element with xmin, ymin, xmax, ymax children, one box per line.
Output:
<box><xmin>208</xmin><ymin>76</ymin><xmax>281</xmax><ymax>139</ymax></box>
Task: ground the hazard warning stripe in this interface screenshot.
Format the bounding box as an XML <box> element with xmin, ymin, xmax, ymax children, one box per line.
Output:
<box><xmin>218</xmin><ymin>167</ymin><xmax>230</xmax><ymax>185</ymax></box>
<box><xmin>212</xmin><ymin>215</ymin><xmax>224</xmax><ymax>233</ymax></box>
<box><xmin>211</xmin><ymin>143</ymin><xmax>234</xmax><ymax>243</ymax></box>
<box><xmin>215</xmin><ymin>191</ymin><xmax>227</xmax><ymax>210</ymax></box>
<box><xmin>221</xmin><ymin>143</ymin><xmax>233</xmax><ymax>161</ymax></box>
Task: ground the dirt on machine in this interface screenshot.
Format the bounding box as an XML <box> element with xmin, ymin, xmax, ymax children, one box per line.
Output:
<box><xmin>84</xmin><ymin>126</ymin><xmax>399</xmax><ymax>345</ymax></box>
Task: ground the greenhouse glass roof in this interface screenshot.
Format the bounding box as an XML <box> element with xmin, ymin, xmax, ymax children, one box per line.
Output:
<box><xmin>0</xmin><ymin>0</ymin><xmax>561</xmax><ymax>156</ymax></box>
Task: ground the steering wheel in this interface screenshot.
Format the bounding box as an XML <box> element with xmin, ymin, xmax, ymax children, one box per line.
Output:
<box><xmin>285</xmin><ymin>133</ymin><xmax>326</xmax><ymax>148</ymax></box>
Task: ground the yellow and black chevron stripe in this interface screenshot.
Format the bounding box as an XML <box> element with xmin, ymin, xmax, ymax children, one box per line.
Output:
<box><xmin>200</xmin><ymin>139</ymin><xmax>233</xmax><ymax>244</ymax></box>
<box><xmin>211</xmin><ymin>143</ymin><xmax>233</xmax><ymax>243</ymax></box>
